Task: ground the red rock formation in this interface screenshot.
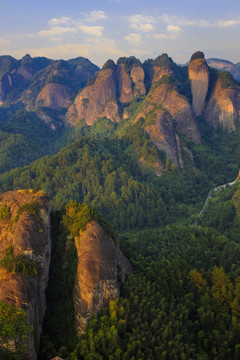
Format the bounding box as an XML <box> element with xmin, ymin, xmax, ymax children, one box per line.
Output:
<box><xmin>188</xmin><ymin>54</ymin><xmax>209</xmax><ymax>116</ymax></box>
<box><xmin>36</xmin><ymin>83</ymin><xmax>74</xmax><ymax>110</ymax></box>
<box><xmin>205</xmin><ymin>78</ymin><xmax>240</xmax><ymax>132</ymax></box>
<box><xmin>66</xmin><ymin>61</ymin><xmax>118</xmax><ymax>126</ymax></box>
<box><xmin>73</xmin><ymin>220</ymin><xmax>132</xmax><ymax>335</ymax></box>
<box><xmin>0</xmin><ymin>190</ymin><xmax>51</xmax><ymax>360</ymax></box>
<box><xmin>133</xmin><ymin>81</ymin><xmax>200</xmax><ymax>167</ymax></box>
<box><xmin>117</xmin><ymin>62</ymin><xmax>134</xmax><ymax>103</ymax></box>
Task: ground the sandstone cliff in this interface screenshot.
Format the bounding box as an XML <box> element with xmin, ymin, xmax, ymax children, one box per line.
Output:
<box><xmin>117</xmin><ymin>57</ymin><xmax>146</xmax><ymax>103</ymax></box>
<box><xmin>72</xmin><ymin>219</ymin><xmax>132</xmax><ymax>335</ymax></box>
<box><xmin>145</xmin><ymin>110</ymin><xmax>184</xmax><ymax>168</ymax></box>
<box><xmin>204</xmin><ymin>78</ymin><xmax>240</xmax><ymax>132</ymax></box>
<box><xmin>36</xmin><ymin>83</ymin><xmax>74</xmax><ymax>110</ymax></box>
<box><xmin>133</xmin><ymin>80</ymin><xmax>200</xmax><ymax>167</ymax></box>
<box><xmin>188</xmin><ymin>52</ymin><xmax>209</xmax><ymax>116</ymax></box>
<box><xmin>0</xmin><ymin>190</ymin><xmax>51</xmax><ymax>360</ymax></box>
<box><xmin>66</xmin><ymin>60</ymin><xmax>118</xmax><ymax>126</ymax></box>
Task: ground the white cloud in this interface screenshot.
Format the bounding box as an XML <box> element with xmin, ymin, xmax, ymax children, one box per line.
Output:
<box><xmin>37</xmin><ymin>26</ymin><xmax>77</xmax><ymax>38</ymax></box>
<box><xmin>79</xmin><ymin>25</ymin><xmax>104</xmax><ymax>37</ymax></box>
<box><xmin>198</xmin><ymin>20</ymin><xmax>211</xmax><ymax>27</ymax></box>
<box><xmin>48</xmin><ymin>17</ymin><xmax>72</xmax><ymax>26</ymax></box>
<box><xmin>84</xmin><ymin>37</ymin><xmax>126</xmax><ymax>58</ymax></box>
<box><xmin>154</xmin><ymin>24</ymin><xmax>181</xmax><ymax>40</ymax></box>
<box><xmin>159</xmin><ymin>14</ymin><xmax>210</xmax><ymax>28</ymax></box>
<box><xmin>124</xmin><ymin>33</ymin><xmax>142</xmax><ymax>45</ymax></box>
<box><xmin>218</xmin><ymin>19</ymin><xmax>240</xmax><ymax>27</ymax></box>
<box><xmin>167</xmin><ymin>25</ymin><xmax>181</xmax><ymax>34</ymax></box>
<box><xmin>84</xmin><ymin>10</ymin><xmax>107</xmax><ymax>22</ymax></box>
<box><xmin>129</xmin><ymin>14</ymin><xmax>155</xmax><ymax>32</ymax></box>
<box><xmin>159</xmin><ymin>13</ymin><xmax>240</xmax><ymax>29</ymax></box>
<box><xmin>160</xmin><ymin>14</ymin><xmax>194</xmax><ymax>26</ymax></box>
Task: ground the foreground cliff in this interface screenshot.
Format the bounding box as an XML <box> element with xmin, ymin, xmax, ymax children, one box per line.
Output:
<box><xmin>63</xmin><ymin>202</ymin><xmax>132</xmax><ymax>335</ymax></box>
<box><xmin>0</xmin><ymin>190</ymin><xmax>51</xmax><ymax>359</ymax></box>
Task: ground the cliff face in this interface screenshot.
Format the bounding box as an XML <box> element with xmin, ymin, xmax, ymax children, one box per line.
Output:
<box><xmin>188</xmin><ymin>56</ymin><xmax>209</xmax><ymax>116</ymax></box>
<box><xmin>205</xmin><ymin>78</ymin><xmax>240</xmax><ymax>132</ymax></box>
<box><xmin>36</xmin><ymin>83</ymin><xmax>74</xmax><ymax>110</ymax></box>
<box><xmin>117</xmin><ymin>59</ymin><xmax>146</xmax><ymax>103</ymax></box>
<box><xmin>0</xmin><ymin>190</ymin><xmax>51</xmax><ymax>360</ymax></box>
<box><xmin>145</xmin><ymin>110</ymin><xmax>184</xmax><ymax>168</ymax></box>
<box><xmin>133</xmin><ymin>81</ymin><xmax>200</xmax><ymax>167</ymax></box>
<box><xmin>66</xmin><ymin>63</ymin><xmax>118</xmax><ymax>126</ymax></box>
<box><xmin>73</xmin><ymin>220</ymin><xmax>132</xmax><ymax>335</ymax></box>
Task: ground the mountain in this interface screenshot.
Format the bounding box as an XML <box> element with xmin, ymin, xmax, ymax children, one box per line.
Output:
<box><xmin>207</xmin><ymin>57</ymin><xmax>240</xmax><ymax>81</ymax></box>
<box><xmin>0</xmin><ymin>192</ymin><xmax>132</xmax><ymax>359</ymax></box>
<box><xmin>0</xmin><ymin>51</ymin><xmax>240</xmax><ymax>174</ymax></box>
<box><xmin>63</xmin><ymin>202</ymin><xmax>132</xmax><ymax>335</ymax></box>
<box><xmin>1</xmin><ymin>51</ymin><xmax>240</xmax><ymax>359</ymax></box>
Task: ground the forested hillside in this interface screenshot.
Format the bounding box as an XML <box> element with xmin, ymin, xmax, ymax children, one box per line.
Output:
<box><xmin>0</xmin><ymin>51</ymin><xmax>240</xmax><ymax>360</ymax></box>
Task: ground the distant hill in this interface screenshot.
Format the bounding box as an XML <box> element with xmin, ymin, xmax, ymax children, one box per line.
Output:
<box><xmin>207</xmin><ymin>58</ymin><xmax>240</xmax><ymax>81</ymax></box>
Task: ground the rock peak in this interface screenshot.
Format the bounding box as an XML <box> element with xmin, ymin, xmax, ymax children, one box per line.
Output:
<box><xmin>188</xmin><ymin>51</ymin><xmax>209</xmax><ymax>116</ymax></box>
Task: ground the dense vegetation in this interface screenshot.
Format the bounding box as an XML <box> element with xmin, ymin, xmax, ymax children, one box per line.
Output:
<box><xmin>0</xmin><ymin>135</ymin><xmax>212</xmax><ymax>230</ymax></box>
<box><xmin>39</xmin><ymin>211</ymin><xmax>78</xmax><ymax>359</ymax></box>
<box><xmin>0</xmin><ymin>301</ymin><xmax>30</xmax><ymax>359</ymax></box>
<box><xmin>1</xmin><ymin>52</ymin><xmax>240</xmax><ymax>359</ymax></box>
<box><xmin>63</xmin><ymin>201</ymin><xmax>117</xmax><ymax>243</ymax></box>
<box><xmin>10</xmin><ymin>201</ymin><xmax>41</xmax><ymax>231</ymax></box>
<box><xmin>190</xmin><ymin>51</ymin><xmax>205</xmax><ymax>61</ymax></box>
<box><xmin>0</xmin><ymin>246</ymin><xmax>39</xmax><ymax>276</ymax></box>
<box><xmin>40</xmin><ymin>222</ymin><xmax>240</xmax><ymax>359</ymax></box>
<box><xmin>0</xmin><ymin>110</ymin><xmax>73</xmax><ymax>174</ymax></box>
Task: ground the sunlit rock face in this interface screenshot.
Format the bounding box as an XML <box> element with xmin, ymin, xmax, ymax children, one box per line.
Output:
<box><xmin>73</xmin><ymin>220</ymin><xmax>132</xmax><ymax>335</ymax></box>
<box><xmin>0</xmin><ymin>190</ymin><xmax>51</xmax><ymax>360</ymax></box>
<box><xmin>188</xmin><ymin>52</ymin><xmax>209</xmax><ymax>116</ymax></box>
<box><xmin>66</xmin><ymin>60</ymin><xmax>118</xmax><ymax>126</ymax></box>
<box><xmin>205</xmin><ymin>78</ymin><xmax>240</xmax><ymax>132</ymax></box>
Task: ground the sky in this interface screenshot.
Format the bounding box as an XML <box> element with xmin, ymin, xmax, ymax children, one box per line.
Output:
<box><xmin>1</xmin><ymin>0</ymin><xmax>240</xmax><ymax>67</ymax></box>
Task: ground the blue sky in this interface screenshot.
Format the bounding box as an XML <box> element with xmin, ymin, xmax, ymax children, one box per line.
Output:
<box><xmin>1</xmin><ymin>0</ymin><xmax>240</xmax><ymax>66</ymax></box>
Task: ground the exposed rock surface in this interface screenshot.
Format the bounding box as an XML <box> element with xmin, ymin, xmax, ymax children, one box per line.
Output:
<box><xmin>205</xmin><ymin>78</ymin><xmax>240</xmax><ymax>132</ymax></box>
<box><xmin>117</xmin><ymin>62</ymin><xmax>134</xmax><ymax>103</ymax></box>
<box><xmin>149</xmin><ymin>84</ymin><xmax>201</xmax><ymax>144</ymax></box>
<box><xmin>66</xmin><ymin>61</ymin><xmax>118</xmax><ymax>126</ymax></box>
<box><xmin>145</xmin><ymin>110</ymin><xmax>184</xmax><ymax>168</ymax></box>
<box><xmin>152</xmin><ymin>65</ymin><xmax>174</xmax><ymax>84</ymax></box>
<box><xmin>133</xmin><ymin>81</ymin><xmax>200</xmax><ymax>167</ymax></box>
<box><xmin>130</xmin><ymin>65</ymin><xmax>146</xmax><ymax>97</ymax></box>
<box><xmin>99</xmin><ymin>98</ymin><xmax>120</xmax><ymax>122</ymax></box>
<box><xmin>73</xmin><ymin>220</ymin><xmax>132</xmax><ymax>335</ymax></box>
<box><xmin>117</xmin><ymin>57</ymin><xmax>145</xmax><ymax>103</ymax></box>
<box><xmin>36</xmin><ymin>83</ymin><xmax>74</xmax><ymax>110</ymax></box>
<box><xmin>0</xmin><ymin>190</ymin><xmax>51</xmax><ymax>360</ymax></box>
<box><xmin>188</xmin><ymin>55</ymin><xmax>209</xmax><ymax>116</ymax></box>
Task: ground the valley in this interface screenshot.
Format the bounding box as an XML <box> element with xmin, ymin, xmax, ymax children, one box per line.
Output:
<box><xmin>0</xmin><ymin>50</ymin><xmax>240</xmax><ymax>360</ymax></box>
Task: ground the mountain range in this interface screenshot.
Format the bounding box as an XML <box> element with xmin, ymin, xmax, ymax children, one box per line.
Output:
<box><xmin>0</xmin><ymin>50</ymin><xmax>240</xmax><ymax>360</ymax></box>
<box><xmin>0</xmin><ymin>51</ymin><xmax>239</xmax><ymax>174</ymax></box>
